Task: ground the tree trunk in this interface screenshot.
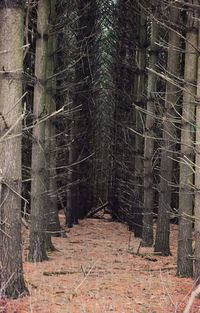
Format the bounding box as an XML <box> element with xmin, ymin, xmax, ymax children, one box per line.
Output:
<box><xmin>67</xmin><ymin>115</ymin><xmax>79</xmax><ymax>227</ymax></box>
<box><xmin>45</xmin><ymin>0</ymin><xmax>61</xmax><ymax>241</ymax></box>
<box><xmin>134</xmin><ymin>10</ymin><xmax>147</xmax><ymax>237</ymax></box>
<box><xmin>142</xmin><ymin>21</ymin><xmax>159</xmax><ymax>246</ymax></box>
<box><xmin>68</xmin><ymin>0</ymin><xmax>97</xmax><ymax>224</ymax></box>
<box><xmin>0</xmin><ymin>1</ymin><xmax>28</xmax><ymax>298</ymax></box>
<box><xmin>194</xmin><ymin>17</ymin><xmax>200</xmax><ymax>284</ymax></box>
<box><xmin>29</xmin><ymin>0</ymin><xmax>50</xmax><ymax>262</ymax></box>
<box><xmin>154</xmin><ymin>6</ymin><xmax>180</xmax><ymax>256</ymax></box>
<box><xmin>177</xmin><ymin>3</ymin><xmax>198</xmax><ymax>277</ymax></box>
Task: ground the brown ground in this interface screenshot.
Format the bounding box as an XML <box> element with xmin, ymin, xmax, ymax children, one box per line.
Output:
<box><xmin>2</xmin><ymin>213</ymin><xmax>200</xmax><ymax>313</ymax></box>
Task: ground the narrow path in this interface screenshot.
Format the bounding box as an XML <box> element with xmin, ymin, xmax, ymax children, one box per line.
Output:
<box><xmin>6</xmin><ymin>213</ymin><xmax>198</xmax><ymax>312</ymax></box>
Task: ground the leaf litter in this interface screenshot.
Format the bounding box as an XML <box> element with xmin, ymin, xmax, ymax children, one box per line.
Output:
<box><xmin>3</xmin><ymin>212</ymin><xmax>200</xmax><ymax>313</ymax></box>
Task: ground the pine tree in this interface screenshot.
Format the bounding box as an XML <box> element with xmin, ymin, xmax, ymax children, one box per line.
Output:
<box><xmin>177</xmin><ymin>1</ymin><xmax>198</xmax><ymax>277</ymax></box>
<box><xmin>155</xmin><ymin>4</ymin><xmax>181</xmax><ymax>256</ymax></box>
<box><xmin>142</xmin><ymin>19</ymin><xmax>159</xmax><ymax>246</ymax></box>
<box><xmin>29</xmin><ymin>0</ymin><xmax>50</xmax><ymax>262</ymax></box>
<box><xmin>0</xmin><ymin>0</ymin><xmax>28</xmax><ymax>298</ymax></box>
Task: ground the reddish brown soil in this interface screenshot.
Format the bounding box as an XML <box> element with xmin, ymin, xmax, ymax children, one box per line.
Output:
<box><xmin>2</xmin><ymin>213</ymin><xmax>200</xmax><ymax>313</ymax></box>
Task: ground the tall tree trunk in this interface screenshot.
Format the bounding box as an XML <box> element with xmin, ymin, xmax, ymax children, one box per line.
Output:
<box><xmin>142</xmin><ymin>21</ymin><xmax>159</xmax><ymax>246</ymax></box>
<box><xmin>194</xmin><ymin>16</ymin><xmax>200</xmax><ymax>284</ymax></box>
<box><xmin>177</xmin><ymin>3</ymin><xmax>198</xmax><ymax>277</ymax></box>
<box><xmin>133</xmin><ymin>9</ymin><xmax>146</xmax><ymax>236</ymax></box>
<box><xmin>154</xmin><ymin>6</ymin><xmax>180</xmax><ymax>256</ymax></box>
<box><xmin>0</xmin><ymin>1</ymin><xmax>28</xmax><ymax>298</ymax></box>
<box><xmin>67</xmin><ymin>109</ymin><xmax>79</xmax><ymax>227</ymax></box>
<box><xmin>45</xmin><ymin>0</ymin><xmax>61</xmax><ymax>241</ymax></box>
<box><xmin>29</xmin><ymin>0</ymin><xmax>50</xmax><ymax>262</ymax></box>
<box><xmin>68</xmin><ymin>0</ymin><xmax>97</xmax><ymax>224</ymax></box>
<box><xmin>111</xmin><ymin>0</ymin><xmax>135</xmax><ymax>225</ymax></box>
<box><xmin>92</xmin><ymin>1</ymin><xmax>112</xmax><ymax>211</ymax></box>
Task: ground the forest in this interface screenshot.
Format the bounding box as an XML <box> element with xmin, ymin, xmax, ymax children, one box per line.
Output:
<box><xmin>1</xmin><ymin>0</ymin><xmax>200</xmax><ymax>312</ymax></box>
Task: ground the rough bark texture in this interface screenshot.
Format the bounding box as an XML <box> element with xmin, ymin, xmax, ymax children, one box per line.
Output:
<box><xmin>0</xmin><ymin>4</ymin><xmax>28</xmax><ymax>298</ymax></box>
<box><xmin>45</xmin><ymin>0</ymin><xmax>61</xmax><ymax>240</ymax></box>
<box><xmin>194</xmin><ymin>18</ymin><xmax>200</xmax><ymax>284</ymax></box>
<box><xmin>0</xmin><ymin>0</ymin><xmax>24</xmax><ymax>8</ymax></box>
<box><xmin>177</xmin><ymin>5</ymin><xmax>198</xmax><ymax>277</ymax></box>
<box><xmin>154</xmin><ymin>6</ymin><xmax>180</xmax><ymax>256</ymax></box>
<box><xmin>134</xmin><ymin>11</ymin><xmax>146</xmax><ymax>210</ymax></box>
<box><xmin>29</xmin><ymin>0</ymin><xmax>50</xmax><ymax>262</ymax></box>
<box><xmin>142</xmin><ymin>21</ymin><xmax>159</xmax><ymax>246</ymax></box>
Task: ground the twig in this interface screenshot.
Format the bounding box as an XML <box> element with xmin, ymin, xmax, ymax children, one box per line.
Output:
<box><xmin>81</xmin><ymin>265</ymin><xmax>87</xmax><ymax>277</ymax></box>
<box><xmin>43</xmin><ymin>270</ymin><xmax>77</xmax><ymax>276</ymax></box>
<box><xmin>160</xmin><ymin>269</ymin><xmax>175</xmax><ymax>307</ymax></box>
<box><xmin>146</xmin><ymin>266</ymin><xmax>177</xmax><ymax>272</ymax></box>
<box><xmin>22</xmin><ymin>217</ymin><xmax>29</xmax><ymax>229</ymax></box>
<box><xmin>86</xmin><ymin>202</ymin><xmax>109</xmax><ymax>218</ymax></box>
<box><xmin>183</xmin><ymin>285</ymin><xmax>200</xmax><ymax>313</ymax></box>
<box><xmin>0</xmin><ymin>272</ymin><xmax>15</xmax><ymax>294</ymax></box>
<box><xmin>58</xmin><ymin>193</ymin><xmax>67</xmax><ymax>217</ymax></box>
<box><xmin>3</xmin><ymin>180</ymin><xmax>29</xmax><ymax>203</ymax></box>
<box><xmin>74</xmin><ymin>260</ymin><xmax>98</xmax><ymax>292</ymax></box>
<box><xmin>128</xmin><ymin>231</ymin><xmax>132</xmax><ymax>250</ymax></box>
<box><xmin>136</xmin><ymin>241</ymin><xmax>141</xmax><ymax>255</ymax></box>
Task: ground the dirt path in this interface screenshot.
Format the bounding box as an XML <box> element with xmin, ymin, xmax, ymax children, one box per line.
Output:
<box><xmin>4</xmin><ymin>213</ymin><xmax>200</xmax><ymax>313</ymax></box>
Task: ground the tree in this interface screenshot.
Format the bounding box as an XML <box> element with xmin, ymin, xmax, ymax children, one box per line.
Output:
<box><xmin>142</xmin><ymin>18</ymin><xmax>159</xmax><ymax>246</ymax></box>
<box><xmin>29</xmin><ymin>0</ymin><xmax>50</xmax><ymax>262</ymax></box>
<box><xmin>67</xmin><ymin>0</ymin><xmax>98</xmax><ymax>225</ymax></box>
<box><xmin>134</xmin><ymin>7</ymin><xmax>146</xmax><ymax>214</ymax></box>
<box><xmin>45</xmin><ymin>0</ymin><xmax>61</xmax><ymax>241</ymax></box>
<box><xmin>92</xmin><ymin>0</ymin><xmax>113</xmax><ymax>211</ymax></box>
<box><xmin>177</xmin><ymin>1</ymin><xmax>198</xmax><ymax>277</ymax></box>
<box><xmin>0</xmin><ymin>0</ymin><xmax>28</xmax><ymax>298</ymax></box>
<box><xmin>154</xmin><ymin>4</ymin><xmax>181</xmax><ymax>256</ymax></box>
<box><xmin>111</xmin><ymin>0</ymin><xmax>135</xmax><ymax>226</ymax></box>
<box><xmin>54</xmin><ymin>0</ymin><xmax>75</xmax><ymax>226</ymax></box>
<box><xmin>194</xmin><ymin>8</ymin><xmax>200</xmax><ymax>285</ymax></box>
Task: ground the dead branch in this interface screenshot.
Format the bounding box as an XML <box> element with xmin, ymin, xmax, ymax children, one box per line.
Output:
<box><xmin>183</xmin><ymin>285</ymin><xmax>200</xmax><ymax>313</ymax></box>
<box><xmin>22</xmin><ymin>217</ymin><xmax>29</xmax><ymax>229</ymax></box>
<box><xmin>86</xmin><ymin>201</ymin><xmax>109</xmax><ymax>218</ymax></box>
<box><xmin>43</xmin><ymin>270</ymin><xmax>78</xmax><ymax>276</ymax></box>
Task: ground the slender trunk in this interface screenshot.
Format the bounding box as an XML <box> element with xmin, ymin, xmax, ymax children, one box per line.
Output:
<box><xmin>132</xmin><ymin>10</ymin><xmax>146</xmax><ymax>237</ymax></box>
<box><xmin>142</xmin><ymin>21</ymin><xmax>159</xmax><ymax>246</ymax></box>
<box><xmin>154</xmin><ymin>6</ymin><xmax>180</xmax><ymax>256</ymax></box>
<box><xmin>67</xmin><ymin>113</ymin><xmax>75</xmax><ymax>227</ymax></box>
<box><xmin>45</xmin><ymin>0</ymin><xmax>60</xmax><ymax>242</ymax></box>
<box><xmin>194</xmin><ymin>18</ymin><xmax>200</xmax><ymax>284</ymax></box>
<box><xmin>68</xmin><ymin>0</ymin><xmax>97</xmax><ymax>224</ymax></box>
<box><xmin>177</xmin><ymin>3</ymin><xmax>198</xmax><ymax>277</ymax></box>
<box><xmin>0</xmin><ymin>2</ymin><xmax>28</xmax><ymax>298</ymax></box>
<box><xmin>67</xmin><ymin>116</ymin><xmax>79</xmax><ymax>227</ymax></box>
<box><xmin>111</xmin><ymin>0</ymin><xmax>136</xmax><ymax>226</ymax></box>
<box><xmin>29</xmin><ymin>0</ymin><xmax>50</xmax><ymax>262</ymax></box>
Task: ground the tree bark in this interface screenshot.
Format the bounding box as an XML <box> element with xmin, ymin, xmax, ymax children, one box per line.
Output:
<box><xmin>194</xmin><ymin>16</ymin><xmax>200</xmax><ymax>284</ymax></box>
<box><xmin>154</xmin><ymin>6</ymin><xmax>180</xmax><ymax>256</ymax></box>
<box><xmin>142</xmin><ymin>21</ymin><xmax>159</xmax><ymax>246</ymax></box>
<box><xmin>134</xmin><ymin>10</ymin><xmax>146</xmax><ymax>209</ymax></box>
<box><xmin>29</xmin><ymin>0</ymin><xmax>50</xmax><ymax>262</ymax></box>
<box><xmin>45</xmin><ymin>0</ymin><xmax>61</xmax><ymax>242</ymax></box>
<box><xmin>0</xmin><ymin>1</ymin><xmax>28</xmax><ymax>298</ymax></box>
<box><xmin>177</xmin><ymin>2</ymin><xmax>198</xmax><ymax>277</ymax></box>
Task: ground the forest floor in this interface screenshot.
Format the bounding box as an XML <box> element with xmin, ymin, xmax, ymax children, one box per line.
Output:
<box><xmin>2</xmin><ymin>212</ymin><xmax>200</xmax><ymax>313</ymax></box>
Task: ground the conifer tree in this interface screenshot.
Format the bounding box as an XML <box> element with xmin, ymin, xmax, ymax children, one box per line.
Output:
<box><xmin>0</xmin><ymin>0</ymin><xmax>28</xmax><ymax>298</ymax></box>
